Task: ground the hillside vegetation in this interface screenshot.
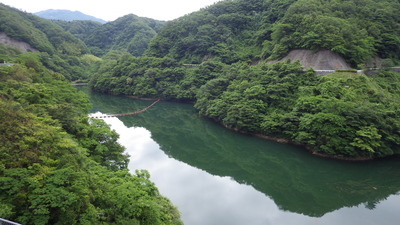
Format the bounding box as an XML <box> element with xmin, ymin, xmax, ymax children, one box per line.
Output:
<box><xmin>265</xmin><ymin>0</ymin><xmax>400</xmax><ymax>66</ymax></box>
<box><xmin>89</xmin><ymin>0</ymin><xmax>400</xmax><ymax>159</ymax></box>
<box><xmin>76</xmin><ymin>15</ymin><xmax>164</xmax><ymax>57</ymax></box>
<box><xmin>1</xmin><ymin>0</ymin><xmax>400</xmax><ymax>223</ymax></box>
<box><xmin>53</xmin><ymin>20</ymin><xmax>103</xmax><ymax>42</ymax></box>
<box><xmin>0</xmin><ymin>3</ymin><xmax>99</xmax><ymax>80</ymax></box>
<box><xmin>0</xmin><ymin>4</ymin><xmax>183</xmax><ymax>224</ymax></box>
<box><xmin>0</xmin><ymin>4</ymin><xmax>87</xmax><ymax>55</ymax></box>
<box><xmin>0</xmin><ymin>48</ymin><xmax>182</xmax><ymax>225</ymax></box>
<box><xmin>146</xmin><ymin>0</ymin><xmax>400</xmax><ymax>66</ymax></box>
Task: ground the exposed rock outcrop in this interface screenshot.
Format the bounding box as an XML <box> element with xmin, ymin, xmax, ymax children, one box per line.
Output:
<box><xmin>0</xmin><ymin>32</ymin><xmax>38</xmax><ymax>52</ymax></box>
<box><xmin>270</xmin><ymin>49</ymin><xmax>351</xmax><ymax>70</ymax></box>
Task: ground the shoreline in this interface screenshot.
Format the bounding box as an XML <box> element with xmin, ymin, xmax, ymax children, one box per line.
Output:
<box><xmin>208</xmin><ymin>117</ymin><xmax>377</xmax><ymax>162</ymax></box>
<box><xmin>88</xmin><ymin>88</ymin><xmax>387</xmax><ymax>162</ymax></box>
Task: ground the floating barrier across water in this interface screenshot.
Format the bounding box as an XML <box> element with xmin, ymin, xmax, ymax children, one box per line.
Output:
<box><xmin>90</xmin><ymin>99</ymin><xmax>160</xmax><ymax>119</ymax></box>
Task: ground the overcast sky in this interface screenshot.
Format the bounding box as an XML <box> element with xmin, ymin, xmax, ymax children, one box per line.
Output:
<box><xmin>0</xmin><ymin>0</ymin><xmax>222</xmax><ymax>21</ymax></box>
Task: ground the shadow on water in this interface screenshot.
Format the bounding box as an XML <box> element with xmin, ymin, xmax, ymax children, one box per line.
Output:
<box><xmin>80</xmin><ymin>87</ymin><xmax>400</xmax><ymax>217</ymax></box>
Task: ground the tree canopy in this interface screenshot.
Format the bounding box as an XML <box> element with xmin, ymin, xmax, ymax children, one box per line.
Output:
<box><xmin>84</xmin><ymin>0</ymin><xmax>400</xmax><ymax>159</ymax></box>
<box><xmin>145</xmin><ymin>0</ymin><xmax>400</xmax><ymax>66</ymax></box>
<box><xmin>79</xmin><ymin>15</ymin><xmax>165</xmax><ymax>57</ymax></box>
<box><xmin>0</xmin><ymin>47</ymin><xmax>182</xmax><ymax>225</ymax></box>
<box><xmin>1</xmin><ymin>5</ymin><xmax>400</xmax><ymax>222</ymax></box>
<box><xmin>265</xmin><ymin>0</ymin><xmax>400</xmax><ymax>66</ymax></box>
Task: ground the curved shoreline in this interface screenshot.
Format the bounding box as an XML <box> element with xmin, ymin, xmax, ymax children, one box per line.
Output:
<box><xmin>253</xmin><ymin>133</ymin><xmax>374</xmax><ymax>161</ymax></box>
<box><xmin>87</xmin><ymin>88</ymin><xmax>387</xmax><ymax>162</ymax></box>
<box><xmin>211</xmin><ymin>118</ymin><xmax>377</xmax><ymax>162</ymax></box>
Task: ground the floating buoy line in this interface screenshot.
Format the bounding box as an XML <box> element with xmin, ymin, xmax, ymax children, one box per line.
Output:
<box><xmin>90</xmin><ymin>99</ymin><xmax>160</xmax><ymax>119</ymax></box>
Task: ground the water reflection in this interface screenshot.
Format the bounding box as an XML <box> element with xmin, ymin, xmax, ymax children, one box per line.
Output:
<box><xmin>83</xmin><ymin>87</ymin><xmax>400</xmax><ymax>224</ymax></box>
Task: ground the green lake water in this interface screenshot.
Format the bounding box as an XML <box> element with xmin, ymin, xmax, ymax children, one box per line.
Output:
<box><xmin>81</xmin><ymin>87</ymin><xmax>400</xmax><ymax>225</ymax></box>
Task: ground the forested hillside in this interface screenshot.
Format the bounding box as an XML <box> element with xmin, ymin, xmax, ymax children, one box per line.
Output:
<box><xmin>89</xmin><ymin>0</ymin><xmax>400</xmax><ymax>159</ymax></box>
<box><xmin>1</xmin><ymin>0</ymin><xmax>400</xmax><ymax>222</ymax></box>
<box><xmin>0</xmin><ymin>4</ymin><xmax>87</xmax><ymax>55</ymax></box>
<box><xmin>83</xmin><ymin>15</ymin><xmax>165</xmax><ymax>56</ymax></box>
<box><xmin>0</xmin><ymin>46</ymin><xmax>182</xmax><ymax>224</ymax></box>
<box><xmin>146</xmin><ymin>0</ymin><xmax>400</xmax><ymax>66</ymax></box>
<box><xmin>0</xmin><ymin>3</ymin><xmax>95</xmax><ymax>80</ymax></box>
<box><xmin>0</xmin><ymin>4</ymin><xmax>183</xmax><ymax>224</ymax></box>
<box><xmin>265</xmin><ymin>0</ymin><xmax>400</xmax><ymax>66</ymax></box>
<box><xmin>53</xmin><ymin>20</ymin><xmax>103</xmax><ymax>41</ymax></box>
<box><xmin>146</xmin><ymin>0</ymin><xmax>297</xmax><ymax>64</ymax></box>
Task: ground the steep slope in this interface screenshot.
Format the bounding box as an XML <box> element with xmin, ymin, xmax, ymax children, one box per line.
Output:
<box><xmin>0</xmin><ymin>3</ymin><xmax>95</xmax><ymax>80</ymax></box>
<box><xmin>0</xmin><ymin>47</ymin><xmax>182</xmax><ymax>225</ymax></box>
<box><xmin>0</xmin><ymin>32</ymin><xmax>38</xmax><ymax>52</ymax></box>
<box><xmin>52</xmin><ymin>20</ymin><xmax>103</xmax><ymax>41</ymax></box>
<box><xmin>146</xmin><ymin>0</ymin><xmax>400</xmax><ymax>66</ymax></box>
<box><xmin>84</xmin><ymin>14</ymin><xmax>165</xmax><ymax>56</ymax></box>
<box><xmin>269</xmin><ymin>49</ymin><xmax>351</xmax><ymax>70</ymax></box>
<box><xmin>90</xmin><ymin>0</ymin><xmax>400</xmax><ymax>159</ymax></box>
<box><xmin>146</xmin><ymin>0</ymin><xmax>295</xmax><ymax>63</ymax></box>
<box><xmin>264</xmin><ymin>0</ymin><xmax>400</xmax><ymax>66</ymax></box>
<box><xmin>0</xmin><ymin>4</ymin><xmax>87</xmax><ymax>55</ymax></box>
<box><xmin>35</xmin><ymin>9</ymin><xmax>107</xmax><ymax>24</ymax></box>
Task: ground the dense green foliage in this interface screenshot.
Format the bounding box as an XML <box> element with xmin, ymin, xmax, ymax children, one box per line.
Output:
<box><xmin>146</xmin><ymin>0</ymin><xmax>400</xmax><ymax>66</ymax></box>
<box><xmin>0</xmin><ymin>1</ymin><xmax>399</xmax><ymax>223</ymax></box>
<box><xmin>88</xmin><ymin>0</ymin><xmax>400</xmax><ymax>159</ymax></box>
<box><xmin>53</xmin><ymin>20</ymin><xmax>103</xmax><ymax>41</ymax></box>
<box><xmin>1</xmin><ymin>7</ymin><xmax>399</xmax><ymax>222</ymax></box>
<box><xmin>196</xmin><ymin>62</ymin><xmax>400</xmax><ymax>158</ymax></box>
<box><xmin>265</xmin><ymin>0</ymin><xmax>400</xmax><ymax>66</ymax></box>
<box><xmin>0</xmin><ymin>4</ymin><xmax>87</xmax><ymax>55</ymax></box>
<box><xmin>83</xmin><ymin>15</ymin><xmax>165</xmax><ymax>56</ymax></box>
<box><xmin>0</xmin><ymin>4</ymin><xmax>99</xmax><ymax>80</ymax></box>
<box><xmin>90</xmin><ymin>53</ymin><xmax>226</xmax><ymax>100</ymax></box>
<box><xmin>91</xmin><ymin>49</ymin><xmax>400</xmax><ymax>158</ymax></box>
<box><xmin>0</xmin><ymin>50</ymin><xmax>182</xmax><ymax>224</ymax></box>
<box><xmin>146</xmin><ymin>0</ymin><xmax>276</xmax><ymax>63</ymax></box>
<box><xmin>86</xmin><ymin>90</ymin><xmax>400</xmax><ymax>217</ymax></box>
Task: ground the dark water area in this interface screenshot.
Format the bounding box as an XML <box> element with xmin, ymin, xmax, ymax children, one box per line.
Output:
<box><xmin>80</xmin><ymin>87</ymin><xmax>400</xmax><ymax>225</ymax></box>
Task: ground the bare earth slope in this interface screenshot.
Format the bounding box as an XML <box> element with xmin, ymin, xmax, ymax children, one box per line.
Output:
<box><xmin>271</xmin><ymin>49</ymin><xmax>351</xmax><ymax>70</ymax></box>
<box><xmin>0</xmin><ymin>32</ymin><xmax>38</xmax><ymax>52</ymax></box>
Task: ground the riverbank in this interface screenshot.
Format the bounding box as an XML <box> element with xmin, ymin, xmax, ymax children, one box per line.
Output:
<box><xmin>84</xmin><ymin>86</ymin><xmax>400</xmax><ymax>225</ymax></box>
<box><xmin>87</xmin><ymin>87</ymin><xmax>383</xmax><ymax>162</ymax></box>
<box><xmin>208</xmin><ymin>117</ymin><xmax>377</xmax><ymax>162</ymax></box>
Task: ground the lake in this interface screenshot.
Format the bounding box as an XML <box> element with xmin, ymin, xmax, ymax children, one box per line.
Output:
<box><xmin>81</xmin><ymin>87</ymin><xmax>400</xmax><ymax>225</ymax></box>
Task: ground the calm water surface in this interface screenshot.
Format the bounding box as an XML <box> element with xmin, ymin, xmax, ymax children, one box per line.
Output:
<box><xmin>81</xmin><ymin>87</ymin><xmax>400</xmax><ymax>225</ymax></box>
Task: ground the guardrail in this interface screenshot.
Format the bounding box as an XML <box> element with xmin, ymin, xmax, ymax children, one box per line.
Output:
<box><xmin>0</xmin><ymin>63</ymin><xmax>14</xmax><ymax>66</ymax></box>
<box><xmin>0</xmin><ymin>218</ymin><xmax>22</xmax><ymax>225</ymax></box>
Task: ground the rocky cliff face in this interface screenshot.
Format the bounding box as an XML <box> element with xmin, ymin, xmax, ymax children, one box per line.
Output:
<box><xmin>270</xmin><ymin>49</ymin><xmax>351</xmax><ymax>70</ymax></box>
<box><xmin>0</xmin><ymin>32</ymin><xmax>38</xmax><ymax>52</ymax></box>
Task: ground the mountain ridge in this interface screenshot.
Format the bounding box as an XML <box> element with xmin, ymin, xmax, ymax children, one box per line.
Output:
<box><xmin>35</xmin><ymin>9</ymin><xmax>107</xmax><ymax>24</ymax></box>
<box><xmin>83</xmin><ymin>14</ymin><xmax>165</xmax><ymax>56</ymax></box>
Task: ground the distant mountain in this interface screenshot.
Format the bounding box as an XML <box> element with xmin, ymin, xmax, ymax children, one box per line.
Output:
<box><xmin>0</xmin><ymin>4</ymin><xmax>88</xmax><ymax>55</ymax></box>
<box><xmin>0</xmin><ymin>3</ymin><xmax>91</xmax><ymax>80</ymax></box>
<box><xmin>35</xmin><ymin>9</ymin><xmax>107</xmax><ymax>24</ymax></box>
